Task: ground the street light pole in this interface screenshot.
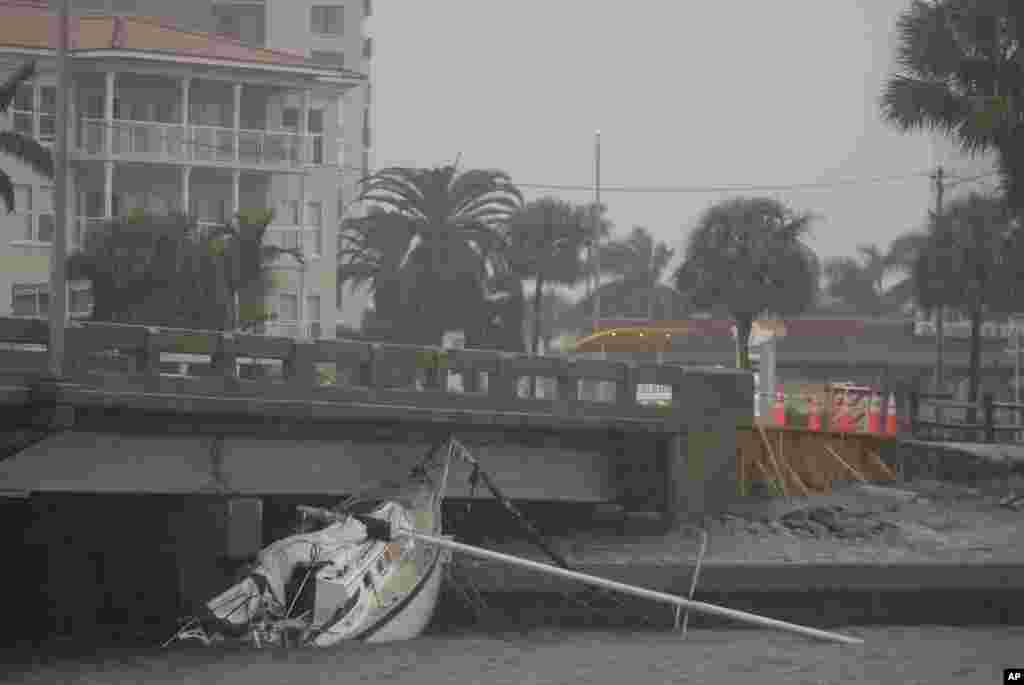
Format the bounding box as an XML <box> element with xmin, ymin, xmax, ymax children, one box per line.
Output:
<box><xmin>591</xmin><ymin>130</ymin><xmax>601</xmax><ymax>341</ymax></box>
<box><xmin>48</xmin><ymin>0</ymin><xmax>71</xmax><ymax>379</ymax></box>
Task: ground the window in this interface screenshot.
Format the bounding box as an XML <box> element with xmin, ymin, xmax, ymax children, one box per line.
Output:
<box><xmin>306</xmin><ymin>201</ymin><xmax>323</xmax><ymax>255</ymax></box>
<box><xmin>69</xmin><ymin>286</ymin><xmax>94</xmax><ymax>317</ymax></box>
<box><xmin>38</xmin><ymin>86</ymin><xmax>56</xmax><ymax>143</ymax></box>
<box><xmin>12</xmin><ymin>185</ymin><xmax>32</xmax><ymax>240</ymax></box>
<box><xmin>337</xmin><ymin>188</ymin><xmax>345</xmax><ymax>224</ymax></box>
<box><xmin>279</xmin><ymin>199</ymin><xmax>300</xmax><ymax>225</ymax></box>
<box><xmin>362</xmin><ymin>109</ymin><xmax>371</xmax><ymax>147</ymax></box>
<box><xmin>10</xmin><ymin>185</ymin><xmax>54</xmax><ymax>243</ymax></box>
<box><xmin>363</xmin><ymin>37</ymin><xmax>372</xmax><ymax>60</ymax></box>
<box><xmin>310</xmin><ymin>5</ymin><xmax>343</xmax><ymax>35</ymax></box>
<box><xmin>84</xmin><ymin>190</ymin><xmax>105</xmax><ymax>218</ymax></box>
<box><xmin>11</xmin><ymin>284</ymin><xmax>48</xmax><ymax>317</ymax></box>
<box><xmin>308</xmin><ymin>109</ymin><xmax>325</xmax><ymax>164</ymax></box>
<box><xmin>310</xmin><ymin>51</ymin><xmax>345</xmax><ymax>68</ymax></box>
<box><xmin>35</xmin><ymin>186</ymin><xmax>54</xmax><ymax>243</ymax></box>
<box><xmin>282</xmin><ymin>107</ymin><xmax>299</xmax><ymax>132</ymax></box>
<box><xmin>12</xmin><ymin>84</ymin><xmax>33</xmax><ymax>138</ymax></box>
<box><xmin>216</xmin><ymin>12</ymin><xmax>241</xmax><ymax>38</ymax></box>
<box><xmin>306</xmin><ymin>295</ymin><xmax>321</xmax><ymax>322</ymax></box>
<box><xmin>308</xmin><ymin>109</ymin><xmax>324</xmax><ymax>134</ymax></box>
<box><xmin>278</xmin><ymin>293</ymin><xmax>299</xmax><ymax>322</ymax></box>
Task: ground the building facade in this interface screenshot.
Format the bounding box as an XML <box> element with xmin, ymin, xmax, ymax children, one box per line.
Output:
<box><xmin>0</xmin><ymin>1</ymin><xmax>371</xmax><ymax>337</ymax></box>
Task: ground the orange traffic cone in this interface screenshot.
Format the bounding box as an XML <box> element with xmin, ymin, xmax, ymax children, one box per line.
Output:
<box><xmin>885</xmin><ymin>393</ymin><xmax>898</xmax><ymax>436</ymax></box>
<box><xmin>773</xmin><ymin>388</ymin><xmax>786</xmax><ymax>427</ymax></box>
<box><xmin>837</xmin><ymin>395</ymin><xmax>853</xmax><ymax>433</ymax></box>
<box><xmin>867</xmin><ymin>393</ymin><xmax>882</xmax><ymax>434</ymax></box>
<box><xmin>807</xmin><ymin>395</ymin><xmax>821</xmax><ymax>432</ymax></box>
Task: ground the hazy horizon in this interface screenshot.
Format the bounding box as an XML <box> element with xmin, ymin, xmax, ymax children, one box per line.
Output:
<box><xmin>366</xmin><ymin>1</ymin><xmax>1000</xmax><ymax>269</ymax></box>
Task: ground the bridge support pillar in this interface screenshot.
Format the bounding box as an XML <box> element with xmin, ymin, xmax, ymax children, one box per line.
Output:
<box><xmin>663</xmin><ymin>370</ymin><xmax>752</xmax><ymax>525</ymax></box>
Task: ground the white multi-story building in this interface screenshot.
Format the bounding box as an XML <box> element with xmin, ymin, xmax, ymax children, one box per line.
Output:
<box><xmin>76</xmin><ymin>0</ymin><xmax>376</xmax><ymax>330</ymax></box>
<box><xmin>0</xmin><ymin>0</ymin><xmax>370</xmax><ymax>337</ymax></box>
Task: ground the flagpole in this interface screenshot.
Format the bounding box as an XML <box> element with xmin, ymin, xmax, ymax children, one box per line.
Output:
<box><xmin>48</xmin><ymin>0</ymin><xmax>71</xmax><ymax>378</ymax></box>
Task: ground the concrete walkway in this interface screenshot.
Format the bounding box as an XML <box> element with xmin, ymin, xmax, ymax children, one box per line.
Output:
<box><xmin>908</xmin><ymin>439</ymin><xmax>1024</xmax><ymax>464</ymax></box>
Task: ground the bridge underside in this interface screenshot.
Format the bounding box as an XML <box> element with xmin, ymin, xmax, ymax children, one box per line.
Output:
<box><xmin>0</xmin><ymin>428</ymin><xmax>638</xmax><ymax>503</ymax></box>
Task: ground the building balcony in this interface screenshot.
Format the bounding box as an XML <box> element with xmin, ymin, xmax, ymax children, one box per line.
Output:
<box><xmin>74</xmin><ymin>118</ymin><xmax>327</xmax><ymax>171</ymax></box>
<box><xmin>260</xmin><ymin>321</ymin><xmax>323</xmax><ymax>340</ymax></box>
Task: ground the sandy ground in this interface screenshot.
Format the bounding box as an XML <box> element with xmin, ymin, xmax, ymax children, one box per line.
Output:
<box><xmin>485</xmin><ymin>477</ymin><xmax>1024</xmax><ymax>567</ymax></box>
<box><xmin>4</xmin><ymin>627</ymin><xmax>1021</xmax><ymax>685</ymax></box>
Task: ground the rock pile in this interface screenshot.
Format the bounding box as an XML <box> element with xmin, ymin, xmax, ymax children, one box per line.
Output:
<box><xmin>777</xmin><ymin>505</ymin><xmax>894</xmax><ymax>540</ymax></box>
<box><xmin>717</xmin><ymin>505</ymin><xmax>896</xmax><ymax>541</ymax></box>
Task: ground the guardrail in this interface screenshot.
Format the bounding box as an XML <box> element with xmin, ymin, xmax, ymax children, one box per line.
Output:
<box><xmin>909</xmin><ymin>391</ymin><xmax>1024</xmax><ymax>444</ymax></box>
<box><xmin>0</xmin><ymin>317</ymin><xmax>735</xmax><ymax>430</ymax></box>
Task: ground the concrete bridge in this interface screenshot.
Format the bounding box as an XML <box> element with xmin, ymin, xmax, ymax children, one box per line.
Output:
<box><xmin>0</xmin><ymin>316</ymin><xmax>751</xmax><ymax>645</ymax></box>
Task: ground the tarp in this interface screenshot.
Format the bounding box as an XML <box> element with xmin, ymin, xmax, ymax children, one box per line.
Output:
<box><xmin>0</xmin><ymin>432</ymin><xmax>614</xmax><ymax>501</ymax></box>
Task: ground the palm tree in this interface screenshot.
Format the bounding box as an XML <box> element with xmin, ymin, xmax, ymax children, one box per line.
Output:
<box><xmin>504</xmin><ymin>197</ymin><xmax>592</xmax><ymax>358</ymax></box>
<box><xmin>822</xmin><ymin>244</ymin><xmax>891</xmax><ymax>316</ymax></box>
<box><xmin>881</xmin><ymin>1</ymin><xmax>1024</xmax><ymax>216</ymax></box>
<box><xmin>66</xmin><ymin>213</ymin><xmax>210</xmax><ymax>326</ymax></box>
<box><xmin>0</xmin><ymin>61</ymin><xmax>54</xmax><ymax>211</ymax></box>
<box><xmin>206</xmin><ymin>209</ymin><xmax>304</xmax><ymax>332</ymax></box>
<box><xmin>913</xmin><ymin>192</ymin><xmax>1021</xmax><ymax>424</ymax></box>
<box><xmin>884</xmin><ymin>230</ymin><xmax>932</xmax><ymax>311</ymax></box>
<box><xmin>354</xmin><ymin>164</ymin><xmax>523</xmax><ymax>345</ymax></box>
<box><xmin>673</xmin><ymin>197</ymin><xmax>820</xmax><ymax>370</ymax></box>
<box><xmin>337</xmin><ymin>208</ymin><xmax>416</xmax><ymax>339</ymax></box>
<box><xmin>598</xmin><ymin>226</ymin><xmax>676</xmax><ymax>319</ymax></box>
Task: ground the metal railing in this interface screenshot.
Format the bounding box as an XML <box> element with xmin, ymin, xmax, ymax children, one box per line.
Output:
<box><xmin>74</xmin><ymin>118</ymin><xmax>323</xmax><ymax>168</ymax></box>
<box><xmin>909</xmin><ymin>391</ymin><xmax>1024</xmax><ymax>444</ymax></box>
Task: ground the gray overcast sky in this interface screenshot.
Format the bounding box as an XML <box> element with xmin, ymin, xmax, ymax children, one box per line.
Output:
<box><xmin>365</xmin><ymin>1</ymin><xmax>999</xmax><ymax>265</ymax></box>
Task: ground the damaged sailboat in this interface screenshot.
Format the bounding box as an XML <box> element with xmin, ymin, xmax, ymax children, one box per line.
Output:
<box><xmin>165</xmin><ymin>439</ymin><xmax>454</xmax><ymax>648</ymax></box>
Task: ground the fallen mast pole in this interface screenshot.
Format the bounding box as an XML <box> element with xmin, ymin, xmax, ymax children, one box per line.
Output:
<box><xmin>398</xmin><ymin>527</ymin><xmax>863</xmax><ymax>646</ymax></box>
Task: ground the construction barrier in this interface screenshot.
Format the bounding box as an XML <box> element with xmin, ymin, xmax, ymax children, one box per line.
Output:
<box><xmin>738</xmin><ymin>424</ymin><xmax>898</xmax><ymax>496</ymax></box>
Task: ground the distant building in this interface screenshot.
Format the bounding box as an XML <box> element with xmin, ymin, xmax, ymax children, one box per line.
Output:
<box><xmin>0</xmin><ymin>0</ymin><xmax>372</xmax><ymax>335</ymax></box>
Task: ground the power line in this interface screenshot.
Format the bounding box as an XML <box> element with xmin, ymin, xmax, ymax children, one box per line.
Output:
<box><xmin>75</xmin><ymin>119</ymin><xmax>1001</xmax><ymax>196</ymax></box>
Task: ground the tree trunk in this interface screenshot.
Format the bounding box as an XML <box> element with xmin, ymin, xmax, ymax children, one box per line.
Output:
<box><xmin>735</xmin><ymin>316</ymin><xmax>753</xmax><ymax>370</ymax></box>
<box><xmin>934</xmin><ymin>306</ymin><xmax>945</xmax><ymax>393</ymax></box>
<box><xmin>529</xmin><ymin>275</ymin><xmax>545</xmax><ymax>399</ymax></box>
<box><xmin>966</xmin><ymin>307</ymin><xmax>983</xmax><ymax>431</ymax></box>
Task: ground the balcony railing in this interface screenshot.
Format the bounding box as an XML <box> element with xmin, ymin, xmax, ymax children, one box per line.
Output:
<box><xmin>261</xmin><ymin>321</ymin><xmax>323</xmax><ymax>339</ymax></box>
<box><xmin>74</xmin><ymin>118</ymin><xmax>323</xmax><ymax>169</ymax></box>
<box><xmin>264</xmin><ymin>225</ymin><xmax>324</xmax><ymax>257</ymax></box>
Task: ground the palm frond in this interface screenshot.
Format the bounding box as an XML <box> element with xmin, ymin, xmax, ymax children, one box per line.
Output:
<box><xmin>0</xmin><ymin>61</ymin><xmax>34</xmax><ymax>113</ymax></box>
<box><xmin>0</xmin><ymin>169</ymin><xmax>13</xmax><ymax>215</ymax></box>
<box><xmin>0</xmin><ymin>131</ymin><xmax>54</xmax><ymax>184</ymax></box>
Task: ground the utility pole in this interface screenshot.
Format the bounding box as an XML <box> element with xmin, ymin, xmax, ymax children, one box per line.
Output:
<box><xmin>932</xmin><ymin>165</ymin><xmax>945</xmax><ymax>394</ymax></box>
<box><xmin>48</xmin><ymin>0</ymin><xmax>71</xmax><ymax>379</ymax></box>
<box><xmin>591</xmin><ymin>130</ymin><xmax>602</xmax><ymax>341</ymax></box>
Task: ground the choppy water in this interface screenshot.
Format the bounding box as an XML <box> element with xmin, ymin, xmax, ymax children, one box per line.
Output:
<box><xmin>4</xmin><ymin>626</ymin><xmax>1022</xmax><ymax>685</ymax></box>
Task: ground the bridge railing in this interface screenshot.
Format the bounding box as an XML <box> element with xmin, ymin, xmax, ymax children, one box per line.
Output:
<box><xmin>0</xmin><ymin>318</ymin><xmax>740</xmax><ymax>427</ymax></box>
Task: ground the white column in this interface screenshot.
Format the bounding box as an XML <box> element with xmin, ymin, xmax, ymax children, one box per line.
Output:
<box><xmin>298</xmin><ymin>90</ymin><xmax>311</xmax><ymax>325</ymax></box>
<box><xmin>231</xmin><ymin>169</ymin><xmax>240</xmax><ymax>215</ymax></box>
<box><xmin>299</xmin><ymin>90</ymin><xmax>310</xmax><ymax>165</ymax></box>
<box><xmin>181</xmin><ymin>167</ymin><xmax>191</xmax><ymax>217</ymax></box>
<box><xmin>232</xmin><ymin>83</ymin><xmax>242</xmax><ymax>164</ymax></box>
<box><xmin>181</xmin><ymin>77</ymin><xmax>190</xmax><ymax>126</ymax></box>
<box><xmin>103</xmin><ymin>71</ymin><xmax>115</xmax><ymax>156</ymax></box>
<box><xmin>103</xmin><ymin>162</ymin><xmax>113</xmax><ymax>218</ymax></box>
